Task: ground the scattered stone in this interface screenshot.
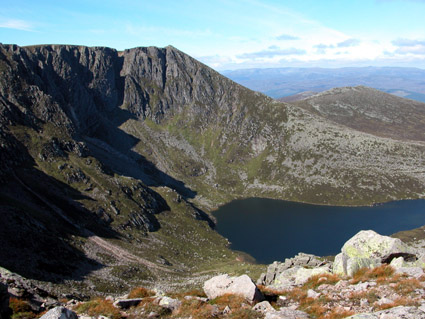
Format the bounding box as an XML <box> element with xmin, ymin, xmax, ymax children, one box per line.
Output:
<box><xmin>203</xmin><ymin>274</ymin><xmax>264</xmax><ymax>303</ymax></box>
<box><xmin>307</xmin><ymin>289</ymin><xmax>320</xmax><ymax>299</ymax></box>
<box><xmin>252</xmin><ymin>301</ymin><xmax>275</xmax><ymax>314</ymax></box>
<box><xmin>345</xmin><ymin>305</ymin><xmax>425</xmax><ymax>318</ymax></box>
<box><xmin>39</xmin><ymin>307</ymin><xmax>77</xmax><ymax>319</ymax></box>
<box><xmin>223</xmin><ymin>305</ymin><xmax>231</xmax><ymax>314</ymax></box>
<box><xmin>395</xmin><ymin>266</ymin><xmax>424</xmax><ymax>278</ymax></box>
<box><xmin>264</xmin><ymin>307</ymin><xmax>309</xmax><ymax>319</ymax></box>
<box><xmin>158</xmin><ymin>296</ymin><xmax>181</xmax><ymax>311</ymax></box>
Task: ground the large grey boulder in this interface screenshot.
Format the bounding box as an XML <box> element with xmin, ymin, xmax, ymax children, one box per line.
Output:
<box><xmin>0</xmin><ymin>282</ymin><xmax>11</xmax><ymax>319</ymax></box>
<box><xmin>39</xmin><ymin>307</ymin><xmax>77</xmax><ymax>319</ymax></box>
<box><xmin>333</xmin><ymin>230</ymin><xmax>414</xmax><ymax>276</ymax></box>
<box><xmin>203</xmin><ymin>274</ymin><xmax>264</xmax><ymax>303</ymax></box>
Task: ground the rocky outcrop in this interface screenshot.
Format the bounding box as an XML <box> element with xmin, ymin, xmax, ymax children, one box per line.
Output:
<box><xmin>333</xmin><ymin>230</ymin><xmax>416</xmax><ymax>276</ymax></box>
<box><xmin>258</xmin><ymin>253</ymin><xmax>329</xmax><ymax>286</ymax></box>
<box><xmin>203</xmin><ymin>274</ymin><xmax>264</xmax><ymax>303</ymax></box>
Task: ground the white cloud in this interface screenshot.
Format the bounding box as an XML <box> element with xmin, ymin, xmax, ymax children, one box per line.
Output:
<box><xmin>0</xmin><ymin>18</ymin><xmax>34</xmax><ymax>31</ymax></box>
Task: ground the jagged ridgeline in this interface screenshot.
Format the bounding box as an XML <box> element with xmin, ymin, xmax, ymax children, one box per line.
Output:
<box><xmin>1</xmin><ymin>44</ymin><xmax>425</xmax><ymax>293</ymax></box>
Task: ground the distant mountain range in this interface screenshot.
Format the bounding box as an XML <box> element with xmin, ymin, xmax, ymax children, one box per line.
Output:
<box><xmin>222</xmin><ymin>67</ymin><xmax>425</xmax><ymax>103</ymax></box>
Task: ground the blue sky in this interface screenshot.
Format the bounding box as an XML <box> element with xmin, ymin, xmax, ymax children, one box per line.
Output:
<box><xmin>1</xmin><ymin>0</ymin><xmax>425</xmax><ymax>70</ymax></box>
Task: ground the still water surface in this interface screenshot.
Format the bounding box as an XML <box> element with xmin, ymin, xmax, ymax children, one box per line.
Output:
<box><xmin>213</xmin><ymin>198</ymin><xmax>425</xmax><ymax>264</ymax></box>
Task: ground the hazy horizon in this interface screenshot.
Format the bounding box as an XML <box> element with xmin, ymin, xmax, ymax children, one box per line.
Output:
<box><xmin>1</xmin><ymin>0</ymin><xmax>425</xmax><ymax>70</ymax></box>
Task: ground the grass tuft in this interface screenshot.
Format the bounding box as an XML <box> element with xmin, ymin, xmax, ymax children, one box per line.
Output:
<box><xmin>74</xmin><ymin>298</ymin><xmax>121</xmax><ymax>319</ymax></box>
<box><xmin>350</xmin><ymin>265</ymin><xmax>395</xmax><ymax>284</ymax></box>
<box><xmin>128</xmin><ymin>287</ymin><xmax>155</xmax><ymax>299</ymax></box>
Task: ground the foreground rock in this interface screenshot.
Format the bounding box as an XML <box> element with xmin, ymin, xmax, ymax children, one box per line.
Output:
<box><xmin>333</xmin><ymin>230</ymin><xmax>416</xmax><ymax>276</ymax></box>
<box><xmin>264</xmin><ymin>307</ymin><xmax>309</xmax><ymax>319</ymax></box>
<box><xmin>346</xmin><ymin>305</ymin><xmax>425</xmax><ymax>318</ymax></box>
<box><xmin>39</xmin><ymin>307</ymin><xmax>77</xmax><ymax>319</ymax></box>
<box><xmin>203</xmin><ymin>274</ymin><xmax>264</xmax><ymax>303</ymax></box>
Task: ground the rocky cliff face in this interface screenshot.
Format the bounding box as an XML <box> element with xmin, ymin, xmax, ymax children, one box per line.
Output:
<box><xmin>1</xmin><ymin>44</ymin><xmax>425</xmax><ymax>294</ymax></box>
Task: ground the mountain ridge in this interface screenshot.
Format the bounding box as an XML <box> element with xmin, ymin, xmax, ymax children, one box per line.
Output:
<box><xmin>1</xmin><ymin>44</ymin><xmax>425</xmax><ymax>295</ymax></box>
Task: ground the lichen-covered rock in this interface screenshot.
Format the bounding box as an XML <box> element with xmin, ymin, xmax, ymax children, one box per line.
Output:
<box><xmin>39</xmin><ymin>307</ymin><xmax>77</xmax><ymax>319</ymax></box>
<box><xmin>333</xmin><ymin>230</ymin><xmax>414</xmax><ymax>276</ymax></box>
<box><xmin>203</xmin><ymin>274</ymin><xmax>264</xmax><ymax>303</ymax></box>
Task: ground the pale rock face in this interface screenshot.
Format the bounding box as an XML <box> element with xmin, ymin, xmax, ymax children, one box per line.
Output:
<box><xmin>294</xmin><ymin>267</ymin><xmax>331</xmax><ymax>285</ymax></box>
<box><xmin>333</xmin><ymin>230</ymin><xmax>414</xmax><ymax>276</ymax></box>
<box><xmin>203</xmin><ymin>274</ymin><xmax>264</xmax><ymax>303</ymax></box>
<box><xmin>341</xmin><ymin>230</ymin><xmax>412</xmax><ymax>259</ymax></box>
<box><xmin>39</xmin><ymin>307</ymin><xmax>77</xmax><ymax>319</ymax></box>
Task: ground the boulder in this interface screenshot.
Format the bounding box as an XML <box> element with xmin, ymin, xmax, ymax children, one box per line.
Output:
<box><xmin>333</xmin><ymin>230</ymin><xmax>414</xmax><ymax>276</ymax></box>
<box><xmin>203</xmin><ymin>274</ymin><xmax>264</xmax><ymax>303</ymax></box>
<box><xmin>113</xmin><ymin>298</ymin><xmax>143</xmax><ymax>309</ymax></box>
<box><xmin>0</xmin><ymin>282</ymin><xmax>11</xmax><ymax>319</ymax></box>
<box><xmin>158</xmin><ymin>296</ymin><xmax>181</xmax><ymax>311</ymax></box>
<box><xmin>252</xmin><ymin>301</ymin><xmax>275</xmax><ymax>314</ymax></box>
<box><xmin>39</xmin><ymin>307</ymin><xmax>77</xmax><ymax>319</ymax></box>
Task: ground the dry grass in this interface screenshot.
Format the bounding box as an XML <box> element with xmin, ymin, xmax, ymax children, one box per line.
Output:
<box><xmin>393</xmin><ymin>278</ymin><xmax>422</xmax><ymax>295</ymax></box>
<box><xmin>257</xmin><ymin>285</ymin><xmax>286</xmax><ymax>296</ymax></box>
<box><xmin>74</xmin><ymin>298</ymin><xmax>122</xmax><ymax>319</ymax></box>
<box><xmin>375</xmin><ymin>296</ymin><xmax>419</xmax><ymax>310</ymax></box>
<box><xmin>170</xmin><ymin>288</ymin><xmax>207</xmax><ymax>300</ymax></box>
<box><xmin>175</xmin><ymin>298</ymin><xmax>221</xmax><ymax>319</ymax></box>
<box><xmin>350</xmin><ymin>265</ymin><xmax>395</xmax><ymax>284</ymax></box>
<box><xmin>210</xmin><ymin>293</ymin><xmax>248</xmax><ymax>310</ymax></box>
<box><xmin>9</xmin><ymin>298</ymin><xmax>32</xmax><ymax>313</ymax></box>
<box><xmin>303</xmin><ymin>273</ymin><xmax>341</xmax><ymax>291</ymax></box>
<box><xmin>323</xmin><ymin>307</ymin><xmax>355</xmax><ymax>319</ymax></box>
<box><xmin>348</xmin><ymin>289</ymin><xmax>380</xmax><ymax>305</ymax></box>
<box><xmin>127</xmin><ymin>287</ymin><xmax>155</xmax><ymax>299</ymax></box>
